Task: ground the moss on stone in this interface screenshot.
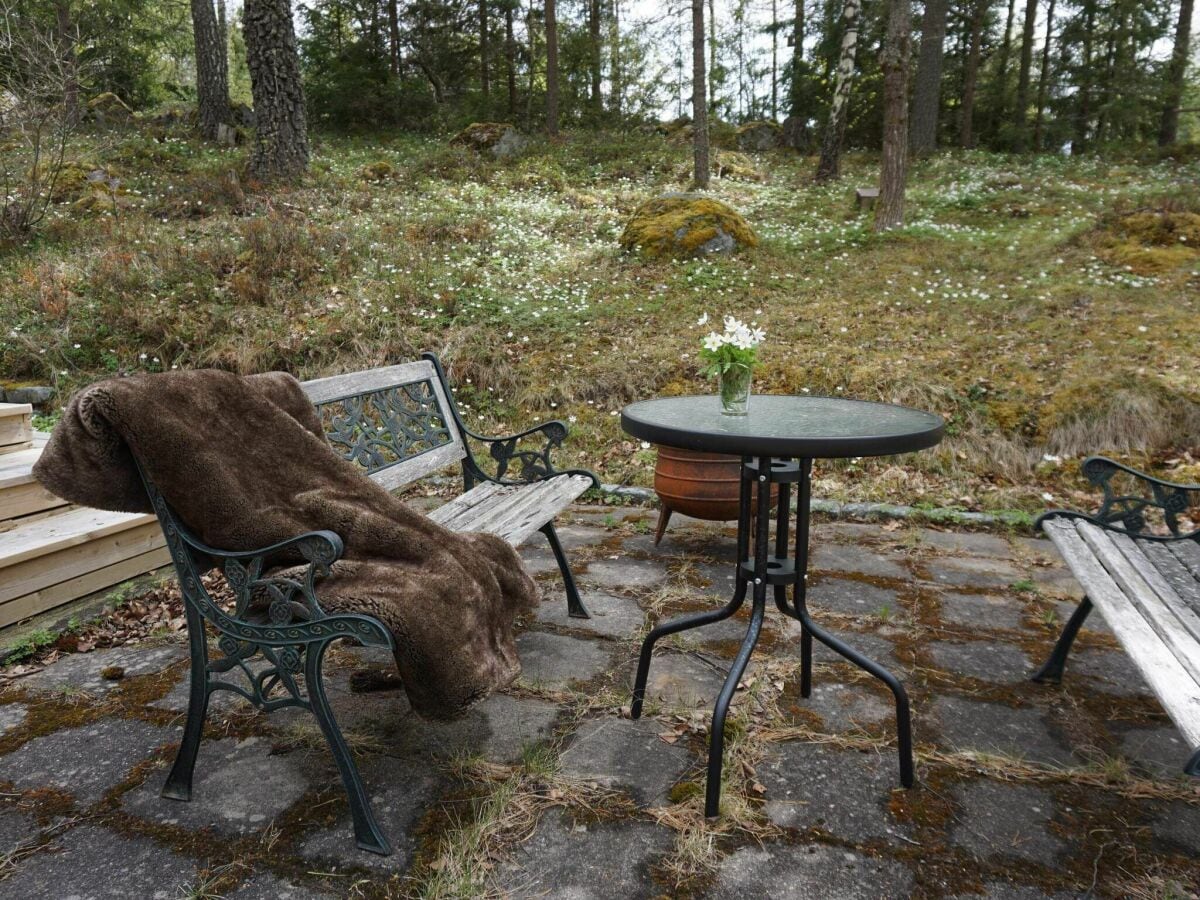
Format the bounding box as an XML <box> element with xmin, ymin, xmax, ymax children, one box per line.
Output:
<box><xmin>356</xmin><ymin>160</ymin><xmax>396</xmax><ymax>182</ymax></box>
<box><xmin>619</xmin><ymin>193</ymin><xmax>758</xmax><ymax>259</ymax></box>
<box><xmin>1091</xmin><ymin>209</ymin><xmax>1200</xmax><ymax>274</ymax></box>
<box><xmin>451</xmin><ymin>122</ymin><xmax>515</xmax><ymax>152</ymax></box>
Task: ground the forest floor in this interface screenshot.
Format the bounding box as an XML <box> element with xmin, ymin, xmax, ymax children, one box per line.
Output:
<box><xmin>1</xmin><ymin>125</ymin><xmax>1199</xmax><ymax>517</ymax></box>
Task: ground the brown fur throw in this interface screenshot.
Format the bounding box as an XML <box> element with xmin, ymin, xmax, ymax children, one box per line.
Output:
<box><xmin>33</xmin><ymin>369</ymin><xmax>540</xmax><ymax>719</ymax></box>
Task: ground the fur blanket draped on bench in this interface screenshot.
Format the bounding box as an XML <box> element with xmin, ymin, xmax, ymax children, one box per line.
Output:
<box><xmin>33</xmin><ymin>369</ymin><xmax>540</xmax><ymax>719</ymax></box>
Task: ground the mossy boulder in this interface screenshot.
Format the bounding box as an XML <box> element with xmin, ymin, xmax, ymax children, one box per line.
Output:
<box><xmin>735</xmin><ymin>120</ymin><xmax>782</xmax><ymax>151</ymax></box>
<box><xmin>356</xmin><ymin>160</ymin><xmax>396</xmax><ymax>182</ymax></box>
<box><xmin>450</xmin><ymin>122</ymin><xmax>527</xmax><ymax>159</ymax></box>
<box><xmin>620</xmin><ymin>193</ymin><xmax>758</xmax><ymax>259</ymax></box>
<box><xmin>30</xmin><ymin>160</ymin><xmax>114</xmax><ymax>202</ymax></box>
<box><xmin>781</xmin><ymin>115</ymin><xmax>811</xmax><ymax>151</ymax></box>
<box><xmin>87</xmin><ymin>92</ymin><xmax>133</xmax><ymax>125</ymax></box>
<box><xmin>712</xmin><ymin>151</ymin><xmax>764</xmax><ymax>182</ymax></box>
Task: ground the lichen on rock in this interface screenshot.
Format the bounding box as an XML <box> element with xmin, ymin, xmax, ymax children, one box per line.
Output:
<box><xmin>450</xmin><ymin>122</ymin><xmax>528</xmax><ymax>160</ymax></box>
<box><xmin>735</xmin><ymin>120</ymin><xmax>782</xmax><ymax>151</ymax></box>
<box><xmin>619</xmin><ymin>193</ymin><xmax>758</xmax><ymax>259</ymax></box>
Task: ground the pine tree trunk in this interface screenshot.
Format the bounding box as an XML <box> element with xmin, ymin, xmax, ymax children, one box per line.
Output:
<box><xmin>814</xmin><ymin>0</ymin><xmax>862</xmax><ymax>181</ymax></box>
<box><xmin>693</xmin><ymin>0</ymin><xmax>710</xmax><ymax>187</ymax></box>
<box><xmin>708</xmin><ymin>0</ymin><xmax>717</xmax><ymax>113</ymax></box>
<box><xmin>909</xmin><ymin>0</ymin><xmax>948</xmax><ymax>153</ymax></box>
<box><xmin>875</xmin><ymin>0</ymin><xmax>911</xmax><ymax>231</ymax></box>
<box><xmin>771</xmin><ymin>0</ymin><xmax>779</xmax><ymax>119</ymax></box>
<box><xmin>545</xmin><ymin>0</ymin><xmax>558</xmax><ymax>135</ymax></box>
<box><xmin>480</xmin><ymin>0</ymin><xmax>490</xmax><ymax>100</ymax></box>
<box><xmin>506</xmin><ymin>5</ymin><xmax>518</xmax><ymax>114</ymax></box>
<box><xmin>992</xmin><ymin>0</ymin><xmax>1017</xmax><ymax>135</ymax></box>
<box><xmin>1013</xmin><ymin>0</ymin><xmax>1038</xmax><ymax>151</ymax></box>
<box><xmin>790</xmin><ymin>0</ymin><xmax>804</xmax><ymax>116</ymax></box>
<box><xmin>609</xmin><ymin>0</ymin><xmax>621</xmax><ymax>115</ymax></box>
<box><xmin>54</xmin><ymin>1</ymin><xmax>79</xmax><ymax>125</ymax></box>
<box><xmin>589</xmin><ymin>0</ymin><xmax>602</xmax><ymax>112</ymax></box>
<box><xmin>1159</xmin><ymin>0</ymin><xmax>1194</xmax><ymax>146</ymax></box>
<box><xmin>388</xmin><ymin>0</ymin><xmax>401</xmax><ymax>74</ymax></box>
<box><xmin>960</xmin><ymin>0</ymin><xmax>986</xmax><ymax>147</ymax></box>
<box><xmin>1033</xmin><ymin>0</ymin><xmax>1055</xmax><ymax>150</ymax></box>
<box><xmin>191</xmin><ymin>0</ymin><xmax>230</xmax><ymax>141</ymax></box>
<box><xmin>1073</xmin><ymin>0</ymin><xmax>1095</xmax><ymax>153</ymax></box>
<box><xmin>217</xmin><ymin>0</ymin><xmax>229</xmax><ymax>86</ymax></box>
<box><xmin>244</xmin><ymin>0</ymin><xmax>308</xmax><ymax>181</ymax></box>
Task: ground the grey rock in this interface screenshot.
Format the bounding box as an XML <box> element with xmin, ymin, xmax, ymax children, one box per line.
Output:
<box><xmin>2</xmin><ymin>718</ymin><xmax>174</xmax><ymax>806</ymax></box>
<box><xmin>950</xmin><ymin>780</ymin><xmax>1064</xmax><ymax>866</ymax></box>
<box><xmin>711</xmin><ymin>844</ymin><xmax>914</xmax><ymax>898</ymax></box>
<box><xmin>559</xmin><ymin>716</ymin><xmax>690</xmax><ymax>806</ymax></box>
<box><xmin>495</xmin><ymin>807</ymin><xmax>671</xmax><ymax>899</ymax></box>
<box><xmin>781</xmin><ymin>115</ymin><xmax>811</xmax><ymax>151</ymax></box>
<box><xmin>492</xmin><ymin>127</ymin><xmax>528</xmax><ymax>160</ymax></box>
<box><xmin>16</xmin><ymin>644</ymin><xmax>185</xmax><ymax>696</ymax></box>
<box><xmin>299</xmin><ymin>755</ymin><xmax>442</xmax><ymax>871</ymax></box>
<box><xmin>533</xmin><ymin>589</ymin><xmax>644</xmax><ymax>639</ymax></box>
<box><xmin>581</xmin><ymin>557</ymin><xmax>667</xmax><ymax>591</ymax></box>
<box><xmin>928</xmin><ymin>640</ymin><xmax>1032</xmax><ymax>683</ymax></box>
<box><xmin>735</xmin><ymin>121</ymin><xmax>781</xmax><ymax>151</ymax></box>
<box><xmin>694</xmin><ymin>228</ymin><xmax>736</xmax><ymax>256</ymax></box>
<box><xmin>812</xmin><ymin>543</ymin><xmax>908</xmax><ymax>580</ymax></box>
<box><xmin>929</xmin><ymin>696</ymin><xmax>1075</xmax><ymax>767</ymax></box>
<box><xmin>926</xmin><ymin>556</ymin><xmax>1023</xmax><ymax>589</ymax></box>
<box><xmin>5</xmin><ymin>385</ymin><xmax>53</xmax><ymax>405</ymax></box>
<box><xmin>0</xmin><ymin>824</ymin><xmax>197</xmax><ymax>900</ymax></box>
<box><xmin>515</xmin><ymin>632</ymin><xmax>612</xmax><ymax>690</ymax></box>
<box><xmin>0</xmin><ymin>701</ymin><xmax>28</xmax><ymax>736</ymax></box>
<box><xmin>807</xmin><ymin>577</ymin><xmax>901</xmax><ymax>618</ymax></box>
<box><xmin>760</xmin><ymin>741</ymin><xmax>911</xmax><ymax>841</ymax></box>
<box><xmin>123</xmin><ymin>736</ymin><xmax>308</xmax><ymax>835</ymax></box>
<box><xmin>938</xmin><ymin>593</ymin><xmax>1026</xmax><ymax>631</ymax></box>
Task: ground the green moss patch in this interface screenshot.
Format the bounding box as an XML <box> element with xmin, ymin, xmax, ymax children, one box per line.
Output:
<box><xmin>619</xmin><ymin>193</ymin><xmax>758</xmax><ymax>259</ymax></box>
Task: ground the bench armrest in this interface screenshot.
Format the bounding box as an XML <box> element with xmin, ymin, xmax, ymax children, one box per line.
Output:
<box><xmin>1038</xmin><ymin>455</ymin><xmax>1200</xmax><ymax>541</ymax></box>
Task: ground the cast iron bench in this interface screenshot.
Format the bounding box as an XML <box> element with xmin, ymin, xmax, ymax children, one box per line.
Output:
<box><xmin>1035</xmin><ymin>456</ymin><xmax>1200</xmax><ymax>776</ymax></box>
<box><xmin>142</xmin><ymin>352</ymin><xmax>597</xmax><ymax>856</ymax></box>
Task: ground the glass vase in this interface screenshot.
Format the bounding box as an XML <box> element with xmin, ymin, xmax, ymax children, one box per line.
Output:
<box><xmin>718</xmin><ymin>365</ymin><xmax>752</xmax><ymax>416</ymax></box>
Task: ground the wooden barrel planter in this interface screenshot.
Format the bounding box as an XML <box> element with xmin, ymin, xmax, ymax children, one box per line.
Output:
<box><xmin>652</xmin><ymin>446</ymin><xmax>777</xmax><ymax>545</ymax></box>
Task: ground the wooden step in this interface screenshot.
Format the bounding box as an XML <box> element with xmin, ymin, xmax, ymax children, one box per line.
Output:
<box><xmin>0</xmin><ymin>505</ymin><xmax>166</xmax><ymax>629</ymax></box>
<box><xmin>0</xmin><ymin>403</ymin><xmax>33</xmax><ymax>455</ymax></box>
<box><xmin>0</xmin><ymin>443</ymin><xmax>69</xmax><ymax>522</ymax></box>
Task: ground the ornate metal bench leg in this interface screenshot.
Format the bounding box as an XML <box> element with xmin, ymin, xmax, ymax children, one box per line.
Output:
<box><xmin>540</xmin><ymin>521</ymin><xmax>590</xmax><ymax>619</ymax></box>
<box><xmin>1186</xmin><ymin>748</ymin><xmax>1200</xmax><ymax>777</ymax></box>
<box><xmin>1032</xmin><ymin>596</ymin><xmax>1093</xmax><ymax>684</ymax></box>
<box><xmin>305</xmin><ymin>640</ymin><xmax>392</xmax><ymax>857</ymax></box>
<box><xmin>163</xmin><ymin>603</ymin><xmax>209</xmax><ymax>802</ymax></box>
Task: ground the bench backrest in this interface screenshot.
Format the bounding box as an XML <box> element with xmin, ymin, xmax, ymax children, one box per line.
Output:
<box><xmin>301</xmin><ymin>361</ymin><xmax>466</xmax><ymax>491</ymax></box>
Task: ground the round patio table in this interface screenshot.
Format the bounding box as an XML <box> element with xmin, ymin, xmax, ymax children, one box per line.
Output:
<box><xmin>621</xmin><ymin>395</ymin><xmax>944</xmax><ymax>817</ymax></box>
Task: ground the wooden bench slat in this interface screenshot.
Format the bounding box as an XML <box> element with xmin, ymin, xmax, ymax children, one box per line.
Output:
<box><xmin>1136</xmin><ymin>539</ymin><xmax>1200</xmax><ymax>617</ymax></box>
<box><xmin>1108</xmin><ymin>531</ymin><xmax>1200</xmax><ymax>652</ymax></box>
<box><xmin>1168</xmin><ymin>540</ymin><xmax>1200</xmax><ymax>581</ymax></box>
<box><xmin>1042</xmin><ymin>519</ymin><xmax>1200</xmax><ymax>748</ymax></box>
<box><xmin>428</xmin><ymin>475</ymin><xmax>590</xmax><ymax>547</ymax></box>
<box><xmin>427</xmin><ymin>481</ymin><xmax>509</xmax><ymax>531</ymax></box>
<box><xmin>1078</xmin><ymin>523</ymin><xmax>1200</xmax><ymax>687</ymax></box>
<box><xmin>301</xmin><ymin>361</ymin><xmax>439</xmax><ymax>404</ymax></box>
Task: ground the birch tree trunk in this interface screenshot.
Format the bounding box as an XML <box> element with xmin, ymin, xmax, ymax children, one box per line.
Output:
<box><xmin>1159</xmin><ymin>0</ymin><xmax>1195</xmax><ymax>146</ymax></box>
<box><xmin>545</xmin><ymin>0</ymin><xmax>558</xmax><ymax>135</ymax></box>
<box><xmin>909</xmin><ymin>0</ymin><xmax>948</xmax><ymax>154</ymax></box>
<box><xmin>191</xmin><ymin>0</ymin><xmax>230</xmax><ymax>141</ymax></box>
<box><xmin>1013</xmin><ymin>0</ymin><xmax>1038</xmax><ymax>151</ymax></box>
<box><xmin>874</xmin><ymin>0</ymin><xmax>912</xmax><ymax>231</ymax></box>
<box><xmin>693</xmin><ymin>0</ymin><xmax>710</xmax><ymax>187</ymax></box>
<box><xmin>244</xmin><ymin>0</ymin><xmax>308</xmax><ymax>181</ymax></box>
<box><xmin>387</xmin><ymin>0</ymin><xmax>401</xmax><ymax>74</ymax></box>
<box><xmin>814</xmin><ymin>0</ymin><xmax>862</xmax><ymax>181</ymax></box>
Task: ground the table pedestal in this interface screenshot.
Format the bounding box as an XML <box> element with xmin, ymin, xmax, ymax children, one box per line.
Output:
<box><xmin>630</xmin><ymin>456</ymin><xmax>915</xmax><ymax>817</ymax></box>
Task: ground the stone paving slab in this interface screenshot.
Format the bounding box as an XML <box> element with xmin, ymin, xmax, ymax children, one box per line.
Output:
<box><xmin>532</xmin><ymin>589</ymin><xmax>644</xmax><ymax>639</ymax></box>
<box><xmin>950</xmin><ymin>780</ymin><xmax>1065</xmax><ymax>866</ymax></box>
<box><xmin>799</xmin><ymin>682</ymin><xmax>893</xmax><ymax>734</ymax></box>
<box><xmin>806</xmin><ymin>577</ymin><xmax>902</xmax><ymax>619</ymax></box>
<box><xmin>1069</xmin><ymin>647</ymin><xmax>1151</xmax><ymax>697</ymax></box>
<box><xmin>299</xmin><ymin>755</ymin><xmax>442</xmax><ymax>872</ymax></box>
<box><xmin>1150</xmin><ymin>800</ymin><xmax>1200</xmax><ymax>856</ymax></box>
<box><xmin>559</xmin><ymin>716</ymin><xmax>690</xmax><ymax>806</ymax></box>
<box><xmin>15</xmin><ymin>644</ymin><xmax>185</xmax><ymax>696</ymax></box>
<box><xmin>927</xmin><ymin>640</ymin><xmax>1033</xmax><ymax>684</ymax></box>
<box><xmin>496</xmin><ymin>807</ymin><xmax>672</xmax><ymax>899</ymax></box>
<box><xmin>580</xmin><ymin>557</ymin><xmax>668</xmax><ymax>591</ymax></box>
<box><xmin>928</xmin><ymin>696</ymin><xmax>1077</xmax><ymax>768</ymax></box>
<box><xmin>938</xmin><ymin>592</ymin><xmax>1027</xmax><ymax>631</ymax></box>
<box><xmin>2</xmin><ymin>718</ymin><xmax>175</xmax><ymax>806</ymax></box>
<box><xmin>0</xmin><ymin>806</ymin><xmax>40</xmax><ymax>856</ymax></box>
<box><xmin>515</xmin><ymin>631</ymin><xmax>612</xmax><ymax>690</ymax></box>
<box><xmin>637</xmin><ymin>652</ymin><xmax>730</xmax><ymax>710</ymax></box>
<box><xmin>811</xmin><ymin>542</ymin><xmax>909</xmax><ymax>579</ymax></box>
<box><xmin>709</xmin><ymin>844</ymin><xmax>915</xmax><ymax>898</ymax></box>
<box><xmin>760</xmin><ymin>741</ymin><xmax>911</xmax><ymax>841</ymax></box>
<box><xmin>916</xmin><ymin>529</ymin><xmax>1015</xmax><ymax>558</ymax></box>
<box><xmin>226</xmin><ymin>872</ymin><xmax>338</xmax><ymax>899</ymax></box>
<box><xmin>0</xmin><ymin>701</ymin><xmax>27</xmax><ymax>735</ymax></box>
<box><xmin>926</xmin><ymin>556</ymin><xmax>1023</xmax><ymax>589</ymax></box>
<box><xmin>123</xmin><ymin>735</ymin><xmax>308</xmax><ymax>836</ymax></box>
<box><xmin>1116</xmin><ymin>722</ymin><xmax>1194</xmax><ymax>779</ymax></box>
<box><xmin>0</xmin><ymin>824</ymin><xmax>198</xmax><ymax>899</ymax></box>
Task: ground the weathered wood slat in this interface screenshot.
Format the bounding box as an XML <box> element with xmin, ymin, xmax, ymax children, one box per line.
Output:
<box><xmin>366</xmin><ymin>440</ymin><xmax>466</xmax><ymax>492</ymax></box>
<box><xmin>1167</xmin><ymin>540</ymin><xmax>1200</xmax><ymax>581</ymax></box>
<box><xmin>0</xmin><ymin>403</ymin><xmax>33</xmax><ymax>454</ymax></box>
<box><xmin>1077</xmin><ymin>523</ymin><xmax>1200</xmax><ymax>686</ymax></box>
<box><xmin>301</xmin><ymin>362</ymin><xmax>438</xmax><ymax>404</ymax></box>
<box><xmin>1136</xmin><ymin>539</ymin><xmax>1200</xmax><ymax>616</ymax></box>
<box><xmin>427</xmin><ymin>481</ymin><xmax>509</xmax><ymax>530</ymax></box>
<box><xmin>1042</xmin><ymin>518</ymin><xmax>1200</xmax><ymax>749</ymax></box>
<box><xmin>428</xmin><ymin>475</ymin><xmax>590</xmax><ymax>546</ymax></box>
<box><xmin>1108</xmin><ymin>531</ymin><xmax>1200</xmax><ymax>652</ymax></box>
